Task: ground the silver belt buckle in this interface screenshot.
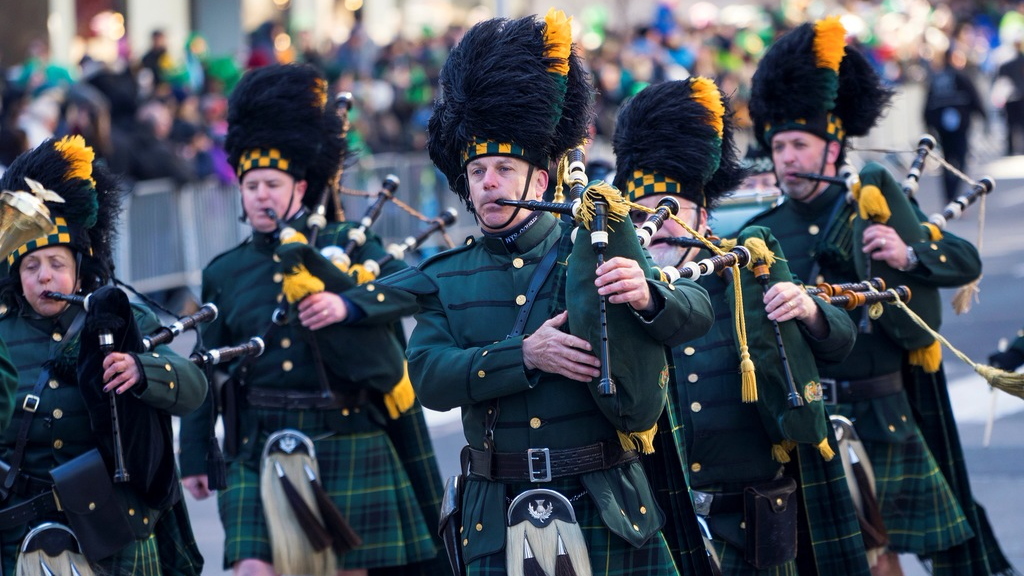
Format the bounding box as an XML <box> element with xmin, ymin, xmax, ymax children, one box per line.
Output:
<box><xmin>692</xmin><ymin>490</ymin><xmax>713</xmax><ymax>516</ymax></box>
<box><xmin>821</xmin><ymin>378</ymin><xmax>838</xmax><ymax>405</ymax></box>
<box><xmin>527</xmin><ymin>448</ymin><xmax>552</xmax><ymax>482</ymax></box>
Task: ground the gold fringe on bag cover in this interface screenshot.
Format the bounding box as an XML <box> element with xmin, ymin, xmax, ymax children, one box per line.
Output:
<box><xmin>575</xmin><ymin>181</ymin><xmax>630</xmax><ymax>230</ymax></box>
<box><xmin>853</xmin><ymin>184</ymin><xmax>891</xmax><ymax>223</ymax></box>
<box><xmin>282</xmin><ymin>263</ymin><xmax>326</xmax><ymax>303</ymax></box>
<box><xmin>885</xmin><ymin>292</ymin><xmax>1024</xmax><ymax>397</ymax></box>
<box><xmin>261</xmin><ymin>454</ymin><xmax>336</xmax><ymax>576</ymax></box>
<box><xmin>909</xmin><ymin>339</ymin><xmax>942</xmax><ymax>373</ymax></box>
<box><xmin>617</xmin><ymin>423</ymin><xmax>658</xmax><ymax>455</ymax></box>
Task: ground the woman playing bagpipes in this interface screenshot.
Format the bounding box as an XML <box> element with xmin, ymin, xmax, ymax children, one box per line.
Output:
<box><xmin>745</xmin><ymin>17</ymin><xmax>1016</xmax><ymax>576</ymax></box>
<box><xmin>0</xmin><ymin>135</ymin><xmax>207</xmax><ymax>575</ymax></box>
<box><xmin>176</xmin><ymin>63</ymin><xmax>446</xmax><ymax>576</ymax></box>
<box><xmin>614</xmin><ymin>76</ymin><xmax>871</xmax><ymax>576</ymax></box>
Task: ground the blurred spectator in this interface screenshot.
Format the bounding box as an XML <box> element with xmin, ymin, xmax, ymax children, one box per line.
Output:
<box><xmin>140</xmin><ymin>29</ymin><xmax>171</xmax><ymax>89</ymax></box>
<box><xmin>109</xmin><ymin>99</ymin><xmax>194</xmax><ymax>184</ymax></box>
<box><xmin>995</xmin><ymin>34</ymin><xmax>1024</xmax><ymax>155</ymax></box>
<box><xmin>925</xmin><ymin>46</ymin><xmax>987</xmax><ymax>202</ymax></box>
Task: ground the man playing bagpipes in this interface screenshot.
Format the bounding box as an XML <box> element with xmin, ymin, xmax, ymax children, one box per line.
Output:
<box><xmin>0</xmin><ymin>135</ymin><xmax>208</xmax><ymax>575</ymax></box>
<box><xmin>177</xmin><ymin>64</ymin><xmax>445</xmax><ymax>576</ymax></box>
<box><xmin>745</xmin><ymin>17</ymin><xmax>1016</xmax><ymax>576</ymax></box>
<box><xmin>613</xmin><ymin>76</ymin><xmax>871</xmax><ymax>576</ymax></box>
<box><xmin>379</xmin><ymin>9</ymin><xmax>715</xmax><ymax>576</ymax></box>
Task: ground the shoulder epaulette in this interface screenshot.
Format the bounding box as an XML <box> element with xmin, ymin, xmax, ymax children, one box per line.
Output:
<box><xmin>416</xmin><ymin>235</ymin><xmax>480</xmax><ymax>272</ymax></box>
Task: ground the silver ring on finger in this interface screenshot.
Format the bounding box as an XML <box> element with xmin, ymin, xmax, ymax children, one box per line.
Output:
<box><xmin>880</xmin><ymin>238</ymin><xmax>886</xmax><ymax>248</ymax></box>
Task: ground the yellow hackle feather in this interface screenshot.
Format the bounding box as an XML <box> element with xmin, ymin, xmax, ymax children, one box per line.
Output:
<box><xmin>854</xmin><ymin>184</ymin><xmax>891</xmax><ymax>223</ymax></box>
<box><xmin>282</xmin><ymin>264</ymin><xmax>325</xmax><ymax>303</ymax></box>
<box><xmin>543</xmin><ymin>8</ymin><xmax>573</xmax><ymax>76</ymax></box>
<box><xmin>813</xmin><ymin>16</ymin><xmax>846</xmax><ymax>73</ymax></box>
<box><xmin>617</xmin><ymin>424</ymin><xmax>658</xmax><ymax>455</ymax></box>
<box><xmin>384</xmin><ymin>362</ymin><xmax>416</xmax><ymax>419</ymax></box>
<box><xmin>690</xmin><ymin>76</ymin><xmax>725</xmax><ymax>139</ymax></box>
<box><xmin>54</xmin><ymin>135</ymin><xmax>96</xmax><ymax>187</ymax></box>
<box><xmin>909</xmin><ymin>339</ymin><xmax>942</xmax><ymax>373</ymax></box>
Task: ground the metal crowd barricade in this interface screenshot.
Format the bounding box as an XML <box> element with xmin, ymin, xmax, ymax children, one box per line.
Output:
<box><xmin>113</xmin><ymin>152</ymin><xmax>471</xmax><ymax>297</ymax></box>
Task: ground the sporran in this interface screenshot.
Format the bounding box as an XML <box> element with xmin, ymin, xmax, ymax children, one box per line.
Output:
<box><xmin>16</xmin><ymin>522</ymin><xmax>95</xmax><ymax>576</ymax></box>
<box><xmin>505</xmin><ymin>488</ymin><xmax>591</xmax><ymax>576</ymax></box>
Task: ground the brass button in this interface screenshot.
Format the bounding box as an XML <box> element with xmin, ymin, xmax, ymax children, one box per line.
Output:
<box><xmin>463</xmin><ymin>538</ymin><xmax>469</xmax><ymax>546</ymax></box>
<box><xmin>273</xmin><ymin>272</ymin><xmax>283</xmax><ymax>283</ymax></box>
<box><xmin>376</xmin><ymin>293</ymin><xmax>385</xmax><ymax>302</ymax></box>
<box><xmin>809</xmin><ymin>224</ymin><xmax>820</xmax><ymax>235</ymax></box>
<box><xmin>53</xmin><ymin>409</ymin><xmax>63</xmax><ymax>419</ymax></box>
<box><xmin>775</xmin><ymin>498</ymin><xmax>784</xmax><ymax>506</ymax></box>
<box><xmin>515</xmin><ymin>294</ymin><xmax>527</xmax><ymax>306</ymax></box>
<box><xmin>152</xmin><ymin>353</ymin><xmax>160</xmax><ymax>358</ymax></box>
<box><xmin>460</xmin><ymin>526</ymin><xmax>464</xmax><ymax>533</ymax></box>
<box><xmin>342</xmin><ymin>408</ymin><xmax>351</xmax><ymax>416</ymax></box>
<box><xmin>668</xmin><ymin>283</ymin><xmax>676</xmax><ymax>291</ymax></box>
<box><xmin>52</xmin><ymin>332</ymin><xmax>62</xmax><ymax>342</ymax></box>
<box><xmin>88</xmin><ymin>502</ymin><xmax>96</xmax><ymax>510</ymax></box>
<box><xmin>475</xmin><ymin>523</ymin><xmax>483</xmax><ymax>531</ymax></box>
<box><xmin>930</xmin><ymin>243</ymin><xmax>938</xmax><ymax>250</ymax></box>
<box><xmin>690</xmin><ymin>462</ymin><xmax>701</xmax><ymax>473</ymax></box>
<box><xmin>129</xmin><ymin>508</ymin><xmax>136</xmax><ymax>516</ymax></box>
<box><xmin>939</xmin><ymin>254</ymin><xmax>947</xmax><ymax>263</ymax></box>
<box><xmin>687</xmin><ymin>373</ymin><xmax>699</xmax><ymax>383</ymax></box>
<box><xmin>48</xmin><ymin>379</ymin><xmax>59</xmax><ymax>390</ymax></box>
<box><xmin>481</xmin><ymin>350</ymin><xmax>488</xmax><ymax>356</ymax></box>
<box><xmin>632</xmin><ymin>523</ymin><xmax>640</xmax><ymax>532</ymax></box>
<box><xmin>273</xmin><ymin>254</ymin><xmax>281</xmax><ymax>262</ymax></box>
<box><xmin>815</xmin><ymin>275</ymin><xmax>825</xmax><ymax>285</ymax></box>
<box><xmin>640</xmin><ymin>506</ymin><xmax>648</xmax><ymax>515</ymax></box>
<box><xmin>277</xmin><ymin>294</ymin><xmax>284</xmax><ymax>303</ymax></box>
<box><xmin>0</xmin><ymin>304</ymin><xmax>7</xmax><ymax>315</ymax></box>
<box><xmin>54</xmin><ymin>439</ymin><xmax>64</xmax><ymax>449</ymax></box>
<box><xmin>242</xmin><ymin>437</ymin><xmax>249</xmax><ymax>444</ymax></box>
<box><xmin>901</xmin><ymin>415</ymin><xmax>907</xmax><ymax>422</ymax></box>
<box><xmin>169</xmin><ymin>381</ymin><xmax>175</xmax><ymax>390</ymax></box>
<box><xmin>283</xmin><ymin>360</ymin><xmax>294</xmax><ymax>372</ymax></box>
<box><xmin>478</xmin><ymin>370</ymin><xmax>486</xmax><ymax>378</ymax></box>
<box><xmin>465</xmin><ymin>237</ymin><xmax>473</xmax><ymax>245</ymax></box>
<box><xmin>513</xmin><ymin>258</ymin><xmax>525</xmax><ymax>269</ymax></box>
<box><xmin>281</xmin><ymin>337</ymin><xmax>291</xmax><ymax>349</ymax></box>
<box><xmin>888</xmin><ymin>424</ymin><xmax>896</xmax><ymax>432</ymax></box>
<box><xmin>366</xmin><ymin>283</ymin><xmax>375</xmax><ymax>291</ymax></box>
<box><xmin>530</xmin><ymin>417</ymin><xmax>542</xmax><ymax>429</ymax></box>
<box><xmin>690</xmin><ymin>402</ymin><xmax>702</xmax><ymax>413</ymax></box>
<box><xmin>165</xmin><ymin>363</ymin><xmax>172</xmax><ymax>372</ymax></box>
<box><xmin>143</xmin><ymin>517</ymin><xmax>149</xmax><ymax>525</ymax></box>
<box><xmin>684</xmin><ymin>346</ymin><xmax>695</xmax><ymax>356</ymax></box>
<box><xmin>740</xmin><ymin>521</ymin><xmax>746</xmax><ymax>529</ymax></box>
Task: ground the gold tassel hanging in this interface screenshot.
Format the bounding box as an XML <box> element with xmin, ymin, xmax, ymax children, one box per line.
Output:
<box><xmin>771</xmin><ymin>443</ymin><xmax>792</xmax><ymax>463</ymax></box>
<box><xmin>735</xmin><ymin>267</ymin><xmax>757</xmax><ymax>402</ymax></box>
<box><xmin>853</xmin><ymin>184</ymin><xmax>891</xmax><ymax>223</ymax></box>
<box><xmin>575</xmin><ymin>181</ymin><xmax>629</xmax><ymax>230</ymax></box>
<box><xmin>283</xmin><ymin>264</ymin><xmax>326</xmax><ymax>303</ymax></box>
<box><xmin>617</xmin><ymin>424</ymin><xmax>658</xmax><ymax>455</ymax></box>
<box><xmin>742</xmin><ymin>237</ymin><xmax>777</xmax><ymax>270</ymax></box>
<box><xmin>347</xmin><ymin>263</ymin><xmax>377</xmax><ymax>284</ymax></box>
<box><xmin>952</xmin><ymin>189</ymin><xmax>987</xmax><ymax>314</ymax></box>
<box><xmin>921</xmin><ymin>222</ymin><xmax>943</xmax><ymax>241</ymax></box>
<box><xmin>384</xmin><ymin>362</ymin><xmax>416</xmax><ymax>419</ymax></box>
<box><xmin>909</xmin><ymin>339</ymin><xmax>942</xmax><ymax>373</ymax></box>
<box><xmin>817</xmin><ymin>437</ymin><xmax>835</xmax><ymax>461</ymax></box>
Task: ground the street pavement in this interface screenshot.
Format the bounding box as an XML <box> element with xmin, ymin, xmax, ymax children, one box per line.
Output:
<box><xmin>178</xmin><ymin>161</ymin><xmax>1024</xmax><ymax>575</ymax></box>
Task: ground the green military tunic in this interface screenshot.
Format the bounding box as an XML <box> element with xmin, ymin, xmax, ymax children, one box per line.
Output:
<box><xmin>178</xmin><ymin>210</ymin><xmax>440</xmax><ymax>571</ymax></box>
<box><xmin>0</xmin><ymin>331</ymin><xmax>17</xmax><ymax>431</ymax></box>
<box><xmin>387</xmin><ymin>211</ymin><xmax>715</xmax><ymax>574</ymax></box>
<box><xmin>653</xmin><ymin>241</ymin><xmax>867</xmax><ymax>576</ymax></box>
<box><xmin>745</xmin><ymin>162</ymin><xmax>976</xmax><ymax>556</ymax></box>
<box><xmin>0</xmin><ymin>298</ymin><xmax>207</xmax><ymax>575</ymax></box>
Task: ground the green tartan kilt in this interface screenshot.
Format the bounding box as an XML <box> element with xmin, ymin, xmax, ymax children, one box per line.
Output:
<box><xmin>861</xmin><ymin>427</ymin><xmax>973</xmax><ymax>555</ymax></box>
<box><xmin>217</xmin><ymin>407</ymin><xmax>437</xmax><ymax>570</ymax></box>
<box><xmin>465</xmin><ymin>477</ymin><xmax>681</xmax><ymax>576</ymax></box>
<box><xmin>711</xmin><ymin>535</ymin><xmax>798</xmax><ymax>576</ymax></box>
<box><xmin>1</xmin><ymin>531</ymin><xmax>162</xmax><ymax>576</ymax></box>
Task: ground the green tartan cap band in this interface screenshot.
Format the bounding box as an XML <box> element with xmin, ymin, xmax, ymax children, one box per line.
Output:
<box><xmin>763</xmin><ymin>112</ymin><xmax>845</xmax><ymax>145</ymax></box>
<box><xmin>461</xmin><ymin>137</ymin><xmax>548</xmax><ymax>169</ymax></box>
<box><xmin>626</xmin><ymin>170</ymin><xmax>705</xmax><ymax>207</ymax></box>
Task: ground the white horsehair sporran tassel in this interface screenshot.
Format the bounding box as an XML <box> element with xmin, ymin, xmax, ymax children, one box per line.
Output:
<box><xmin>506</xmin><ymin>488</ymin><xmax>591</xmax><ymax>576</ymax></box>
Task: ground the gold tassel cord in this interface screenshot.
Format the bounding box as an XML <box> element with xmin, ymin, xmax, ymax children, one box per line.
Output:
<box><xmin>953</xmin><ymin>191</ymin><xmax>986</xmax><ymax>314</ymax></box>
<box><xmin>853</xmin><ymin>185</ymin><xmax>891</xmax><ymax>223</ymax></box>
<box><xmin>884</xmin><ymin>290</ymin><xmax>1024</xmax><ymax>397</ymax></box>
<box><xmin>813</xmin><ymin>16</ymin><xmax>847</xmax><ymax>73</ymax></box>
<box><xmin>616</xmin><ymin>423</ymin><xmax>658</xmax><ymax>455</ymax></box>
<box><xmin>576</xmin><ymin>181</ymin><xmax>630</xmax><ymax>230</ymax></box>
<box><xmin>771</xmin><ymin>443</ymin><xmax>792</xmax><ymax>464</ymax></box>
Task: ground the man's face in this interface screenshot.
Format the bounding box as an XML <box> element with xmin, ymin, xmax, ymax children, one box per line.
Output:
<box><xmin>465</xmin><ymin>155</ymin><xmax>547</xmax><ymax>233</ymax></box>
<box><xmin>770</xmin><ymin>130</ymin><xmax>837</xmax><ymax>203</ymax></box>
<box><xmin>631</xmin><ymin>193</ymin><xmax>705</xmax><ymax>269</ymax></box>
<box><xmin>240</xmin><ymin>168</ymin><xmax>306</xmax><ymax>233</ymax></box>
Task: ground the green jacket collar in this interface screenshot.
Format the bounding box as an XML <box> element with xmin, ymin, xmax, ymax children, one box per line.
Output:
<box><xmin>787</xmin><ymin>183</ymin><xmax>843</xmax><ymax>219</ymax></box>
<box><xmin>252</xmin><ymin>208</ymin><xmax>310</xmax><ymax>253</ymax></box>
<box><xmin>480</xmin><ymin>212</ymin><xmax>558</xmax><ymax>255</ymax></box>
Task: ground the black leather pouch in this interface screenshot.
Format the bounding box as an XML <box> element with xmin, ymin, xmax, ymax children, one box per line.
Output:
<box><xmin>743</xmin><ymin>476</ymin><xmax>798</xmax><ymax>569</ymax></box>
<box><xmin>49</xmin><ymin>448</ymin><xmax>136</xmax><ymax>562</ymax></box>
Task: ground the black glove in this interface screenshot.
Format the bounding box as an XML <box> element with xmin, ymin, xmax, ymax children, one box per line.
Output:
<box><xmin>988</xmin><ymin>348</ymin><xmax>1024</xmax><ymax>372</ymax></box>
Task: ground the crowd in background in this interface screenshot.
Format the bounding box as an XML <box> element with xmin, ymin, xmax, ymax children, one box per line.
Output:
<box><xmin>2</xmin><ymin>0</ymin><xmax>1023</xmax><ymax>188</ymax></box>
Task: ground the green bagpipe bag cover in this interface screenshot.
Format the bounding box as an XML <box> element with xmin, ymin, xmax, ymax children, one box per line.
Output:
<box><xmin>274</xmin><ymin>239</ymin><xmax>405</xmax><ymax>393</ymax></box>
<box><xmin>726</xmin><ymin>226</ymin><xmax>832</xmax><ymax>460</ymax></box>
<box><xmin>851</xmin><ymin>162</ymin><xmax>940</xmax><ymax>350</ymax></box>
<box><xmin>565</xmin><ymin>185</ymin><xmax>670</xmax><ymax>434</ymax></box>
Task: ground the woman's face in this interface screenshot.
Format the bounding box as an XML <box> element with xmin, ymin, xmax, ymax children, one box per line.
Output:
<box><xmin>18</xmin><ymin>245</ymin><xmax>79</xmax><ymax>318</ymax></box>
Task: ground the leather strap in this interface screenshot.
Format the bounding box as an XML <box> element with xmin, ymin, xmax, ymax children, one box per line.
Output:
<box><xmin>0</xmin><ymin>490</ymin><xmax>59</xmax><ymax>531</ymax></box>
<box><xmin>507</xmin><ymin>242</ymin><xmax>561</xmax><ymax>339</ymax></box>
<box><xmin>246</xmin><ymin>387</ymin><xmax>369</xmax><ymax>410</ymax></box>
<box><xmin>2</xmin><ymin>311</ymin><xmax>86</xmax><ymax>498</ymax></box>
<box><xmin>467</xmin><ymin>441</ymin><xmax>637</xmax><ymax>482</ymax></box>
<box><xmin>821</xmin><ymin>371</ymin><xmax>903</xmax><ymax>405</ymax></box>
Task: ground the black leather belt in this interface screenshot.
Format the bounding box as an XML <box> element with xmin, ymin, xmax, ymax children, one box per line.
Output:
<box><xmin>467</xmin><ymin>441</ymin><xmax>637</xmax><ymax>483</ymax></box>
<box><xmin>821</xmin><ymin>371</ymin><xmax>903</xmax><ymax>405</ymax></box>
<box><xmin>0</xmin><ymin>459</ymin><xmax>55</xmax><ymax>501</ymax></box>
<box><xmin>246</xmin><ymin>387</ymin><xmax>368</xmax><ymax>411</ymax></box>
<box><xmin>692</xmin><ymin>490</ymin><xmax>744</xmax><ymax>516</ymax></box>
<box><xmin>0</xmin><ymin>490</ymin><xmax>60</xmax><ymax>531</ymax></box>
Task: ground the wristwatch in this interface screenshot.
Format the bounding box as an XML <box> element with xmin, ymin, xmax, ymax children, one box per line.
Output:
<box><xmin>898</xmin><ymin>246</ymin><xmax>919</xmax><ymax>272</ymax></box>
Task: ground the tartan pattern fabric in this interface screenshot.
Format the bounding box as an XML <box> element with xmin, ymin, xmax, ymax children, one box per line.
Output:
<box><xmin>906</xmin><ymin>365</ymin><xmax>1019</xmax><ymax>575</ymax></box>
<box><xmin>217</xmin><ymin>409</ymin><xmax>437</xmax><ymax>570</ymax></box>
<box><xmin>465</xmin><ymin>476</ymin><xmax>682</xmax><ymax>576</ymax></box>
<box><xmin>712</xmin><ymin>538</ymin><xmax>798</xmax><ymax>576</ymax></box>
<box><xmin>861</xmin><ymin>426</ymin><xmax>972</xmax><ymax>555</ymax></box>
<box><xmin>7</xmin><ymin>216</ymin><xmax>74</xmax><ymax>265</ymax></box>
<box><xmin>238</xmin><ymin>147</ymin><xmax>292</xmax><ymax>175</ymax></box>
<box><xmin>461</xmin><ymin>137</ymin><xmax>529</xmax><ymax>165</ymax></box>
<box><xmin>2</xmin><ymin>533</ymin><xmax>163</xmax><ymax>576</ymax></box>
